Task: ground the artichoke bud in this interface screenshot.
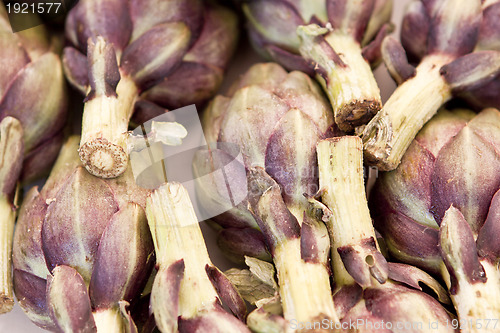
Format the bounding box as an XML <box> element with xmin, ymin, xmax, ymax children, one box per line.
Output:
<box><xmin>65</xmin><ymin>0</ymin><xmax>238</xmax><ymax>178</ymax></box>
<box><xmin>243</xmin><ymin>0</ymin><xmax>390</xmax><ymax>131</ymax></box>
<box><xmin>201</xmin><ymin>63</ymin><xmax>338</xmax><ymax>326</ymax></box>
<box><xmin>12</xmin><ymin>136</ymin><xmax>154</xmax><ymax>331</ymax></box>
<box><xmin>360</xmin><ymin>0</ymin><xmax>500</xmax><ymax>171</ymax></box>
<box><xmin>0</xmin><ymin>13</ymin><xmax>67</xmax><ymax>181</ymax></box>
<box><xmin>371</xmin><ymin>108</ymin><xmax>500</xmax><ymax>329</ymax></box>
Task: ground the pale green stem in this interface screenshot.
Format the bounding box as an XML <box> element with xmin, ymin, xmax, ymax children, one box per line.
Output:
<box><xmin>317</xmin><ymin>136</ymin><xmax>385</xmax><ymax>287</ymax></box>
<box><xmin>146</xmin><ymin>183</ymin><xmax>219</xmax><ymax>319</ymax></box>
<box><xmin>361</xmin><ymin>54</ymin><xmax>454</xmax><ymax>171</ymax></box>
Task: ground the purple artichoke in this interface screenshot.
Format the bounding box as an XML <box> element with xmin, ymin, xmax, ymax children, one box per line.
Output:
<box><xmin>371</xmin><ymin>107</ymin><xmax>500</xmax><ymax>329</ymax></box>
<box><xmin>196</xmin><ymin>63</ymin><xmax>340</xmax><ymax>327</ymax></box>
<box><xmin>362</xmin><ymin>0</ymin><xmax>500</xmax><ymax>171</ymax></box>
<box><xmin>242</xmin><ymin>0</ymin><xmax>393</xmax><ymax>132</ymax></box>
<box><xmin>0</xmin><ymin>4</ymin><xmax>68</xmax><ymax>182</ymax></box>
<box><xmin>12</xmin><ymin>136</ymin><xmax>154</xmax><ymax>331</ymax></box>
<box><xmin>63</xmin><ymin>0</ymin><xmax>238</xmax><ymax>178</ymax></box>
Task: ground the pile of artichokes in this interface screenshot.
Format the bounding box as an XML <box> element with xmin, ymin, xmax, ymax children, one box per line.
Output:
<box><xmin>1</xmin><ymin>0</ymin><xmax>500</xmax><ymax>332</ymax></box>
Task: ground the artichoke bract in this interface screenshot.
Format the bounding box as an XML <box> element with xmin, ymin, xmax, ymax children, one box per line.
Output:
<box><xmin>371</xmin><ymin>108</ymin><xmax>500</xmax><ymax>331</ymax></box>
<box><xmin>196</xmin><ymin>63</ymin><xmax>340</xmax><ymax>329</ymax></box>
<box><xmin>242</xmin><ymin>0</ymin><xmax>392</xmax><ymax>132</ymax></box>
<box><xmin>0</xmin><ymin>4</ymin><xmax>67</xmax><ymax>182</ymax></box>
<box><xmin>315</xmin><ymin>136</ymin><xmax>454</xmax><ymax>332</ymax></box>
<box><xmin>361</xmin><ymin>0</ymin><xmax>500</xmax><ymax>171</ymax></box>
<box><xmin>63</xmin><ymin>0</ymin><xmax>238</xmax><ymax>178</ymax></box>
<box><xmin>12</xmin><ymin>136</ymin><xmax>154</xmax><ymax>331</ymax></box>
<box><xmin>146</xmin><ymin>183</ymin><xmax>249</xmax><ymax>333</ymax></box>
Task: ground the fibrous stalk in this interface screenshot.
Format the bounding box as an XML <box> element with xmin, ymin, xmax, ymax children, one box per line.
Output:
<box><xmin>317</xmin><ymin>136</ymin><xmax>388</xmax><ymax>288</ymax></box>
<box><xmin>79</xmin><ymin>37</ymin><xmax>139</xmax><ymax>179</ymax></box>
<box><xmin>273</xmin><ymin>238</ymin><xmax>338</xmax><ymax>327</ymax></box>
<box><xmin>298</xmin><ymin>25</ymin><xmax>382</xmax><ymax>132</ymax></box>
<box><xmin>361</xmin><ymin>54</ymin><xmax>454</xmax><ymax>171</ymax></box>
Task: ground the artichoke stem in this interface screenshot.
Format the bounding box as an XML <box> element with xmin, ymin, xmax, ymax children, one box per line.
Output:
<box><xmin>298</xmin><ymin>25</ymin><xmax>382</xmax><ymax>132</ymax></box>
<box><xmin>317</xmin><ymin>136</ymin><xmax>386</xmax><ymax>288</ymax></box>
<box><xmin>450</xmin><ymin>260</ymin><xmax>500</xmax><ymax>333</ymax></box>
<box><xmin>93</xmin><ymin>308</ymin><xmax>124</xmax><ymax>333</ymax></box>
<box><xmin>0</xmin><ymin>196</ymin><xmax>14</xmax><ymax>313</ymax></box>
<box><xmin>79</xmin><ymin>74</ymin><xmax>138</xmax><ymax>179</ymax></box>
<box><xmin>361</xmin><ymin>54</ymin><xmax>454</xmax><ymax>171</ymax></box>
<box><xmin>146</xmin><ymin>183</ymin><xmax>219</xmax><ymax>318</ymax></box>
<box><xmin>273</xmin><ymin>238</ymin><xmax>338</xmax><ymax>328</ymax></box>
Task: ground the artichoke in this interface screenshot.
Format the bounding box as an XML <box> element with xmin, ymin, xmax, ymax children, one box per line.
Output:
<box><xmin>0</xmin><ymin>4</ymin><xmax>67</xmax><ymax>182</ymax></box>
<box><xmin>12</xmin><ymin>136</ymin><xmax>154</xmax><ymax>331</ymax></box>
<box><xmin>242</xmin><ymin>0</ymin><xmax>393</xmax><ymax>132</ymax></box>
<box><xmin>362</xmin><ymin>0</ymin><xmax>500</xmax><ymax>170</ymax></box>
<box><xmin>315</xmin><ymin>136</ymin><xmax>455</xmax><ymax>332</ymax></box>
<box><xmin>371</xmin><ymin>108</ymin><xmax>500</xmax><ymax>330</ymax></box>
<box><xmin>0</xmin><ymin>117</ymin><xmax>23</xmax><ymax>313</ymax></box>
<box><xmin>196</xmin><ymin>63</ymin><xmax>339</xmax><ymax>329</ymax></box>
<box><xmin>63</xmin><ymin>0</ymin><xmax>238</xmax><ymax>178</ymax></box>
<box><xmin>146</xmin><ymin>182</ymin><xmax>250</xmax><ymax>333</ymax></box>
